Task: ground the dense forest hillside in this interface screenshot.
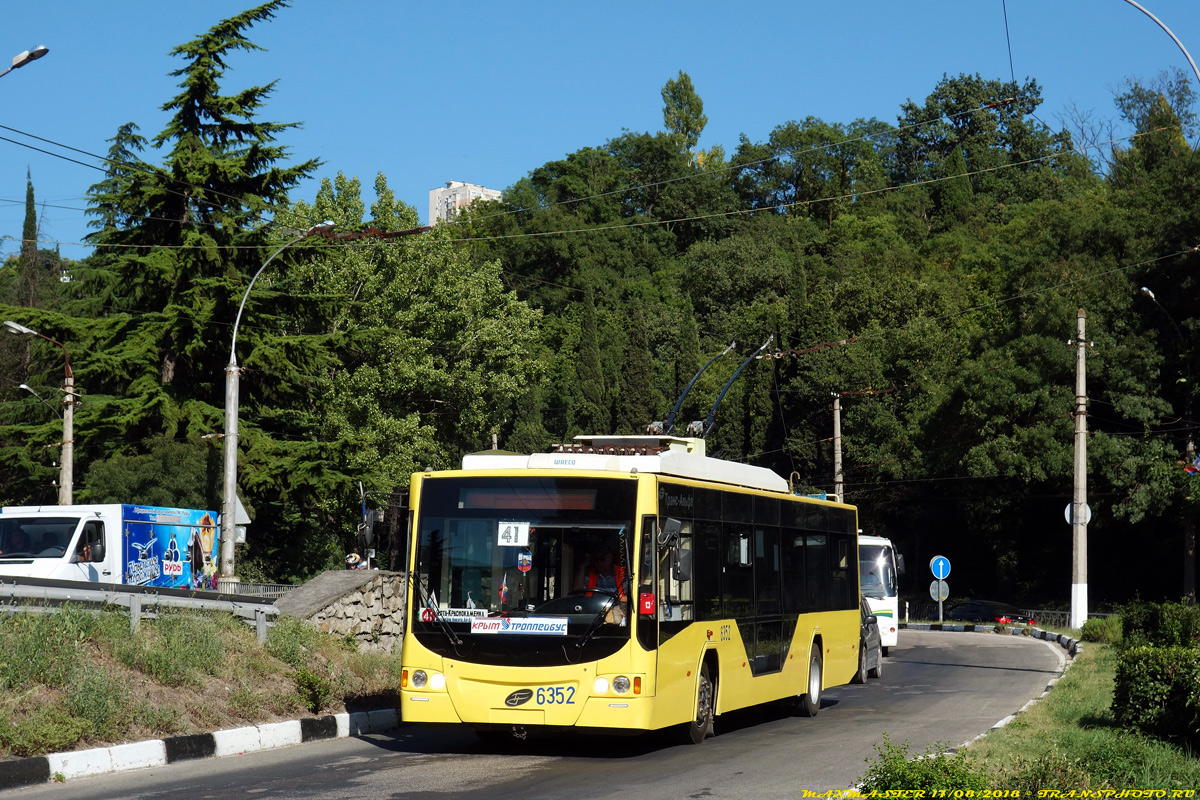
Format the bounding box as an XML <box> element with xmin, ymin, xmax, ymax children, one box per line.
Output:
<box><xmin>2</xmin><ymin>2</ymin><xmax>1197</xmax><ymax>609</ymax></box>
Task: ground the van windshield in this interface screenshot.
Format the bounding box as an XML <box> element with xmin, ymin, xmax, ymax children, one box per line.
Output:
<box><xmin>0</xmin><ymin>517</ymin><xmax>78</xmax><ymax>559</ymax></box>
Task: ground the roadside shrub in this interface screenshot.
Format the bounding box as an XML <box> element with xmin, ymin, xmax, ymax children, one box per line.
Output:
<box><xmin>0</xmin><ymin>700</ymin><xmax>92</xmax><ymax>757</ymax></box>
<box><xmin>65</xmin><ymin>665</ymin><xmax>134</xmax><ymax>741</ymax></box>
<box><xmin>129</xmin><ymin>611</ymin><xmax>227</xmax><ymax>687</ymax></box>
<box><xmin>1007</xmin><ymin>751</ymin><xmax>1104</xmax><ymax>793</ymax></box>
<box><xmin>0</xmin><ymin>604</ymin><xmax>97</xmax><ymax>689</ymax></box>
<box><xmin>857</xmin><ymin>734</ymin><xmax>992</xmax><ymax>791</ymax></box>
<box><xmin>1081</xmin><ymin>615</ymin><xmax>1122</xmax><ymax>644</ymax></box>
<box><xmin>295</xmin><ymin>667</ymin><xmax>333</xmax><ymax>713</ymax></box>
<box><xmin>1111</xmin><ymin>645</ymin><xmax>1200</xmax><ymax>743</ymax></box>
<box><xmin>134</xmin><ymin>703</ymin><xmax>186</xmax><ymax>736</ymax></box>
<box><xmin>1120</xmin><ymin>599</ymin><xmax>1200</xmax><ymax>649</ymax></box>
<box><xmin>266</xmin><ymin>616</ymin><xmax>322</xmax><ymax>669</ymax></box>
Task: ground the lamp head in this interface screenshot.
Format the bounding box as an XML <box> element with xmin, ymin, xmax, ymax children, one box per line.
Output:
<box><xmin>4</xmin><ymin>320</ymin><xmax>37</xmax><ymax>336</ymax></box>
<box><xmin>10</xmin><ymin>45</ymin><xmax>48</xmax><ymax>70</ymax></box>
<box><xmin>1140</xmin><ymin>287</ymin><xmax>1156</xmax><ymax>301</ymax></box>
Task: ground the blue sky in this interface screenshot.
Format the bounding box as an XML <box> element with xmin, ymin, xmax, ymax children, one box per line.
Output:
<box><xmin>1</xmin><ymin>0</ymin><xmax>1197</xmax><ymax>262</ymax></box>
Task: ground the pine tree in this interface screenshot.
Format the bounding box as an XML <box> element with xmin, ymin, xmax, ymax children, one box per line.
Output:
<box><xmin>67</xmin><ymin>0</ymin><xmax>324</xmax><ymax>535</ymax></box>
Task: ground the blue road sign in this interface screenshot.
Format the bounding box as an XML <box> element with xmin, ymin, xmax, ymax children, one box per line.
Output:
<box><xmin>930</xmin><ymin>555</ymin><xmax>951</xmax><ymax>580</ymax></box>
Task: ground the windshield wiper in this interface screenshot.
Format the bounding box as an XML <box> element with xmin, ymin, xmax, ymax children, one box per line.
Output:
<box><xmin>570</xmin><ymin>589</ymin><xmax>623</xmax><ymax>657</ymax></box>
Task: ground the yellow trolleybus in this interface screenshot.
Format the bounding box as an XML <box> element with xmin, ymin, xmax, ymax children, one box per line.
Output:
<box><xmin>399</xmin><ymin>434</ymin><xmax>862</xmax><ymax>743</ymax></box>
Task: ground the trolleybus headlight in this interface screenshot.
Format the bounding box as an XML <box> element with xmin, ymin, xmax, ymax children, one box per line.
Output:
<box><xmin>411</xmin><ymin>669</ymin><xmax>429</xmax><ymax>689</ymax></box>
<box><xmin>612</xmin><ymin>676</ymin><xmax>631</xmax><ymax>694</ymax></box>
<box><xmin>593</xmin><ymin>677</ymin><xmax>610</xmax><ymax>694</ymax></box>
<box><xmin>430</xmin><ymin>673</ymin><xmax>446</xmax><ymax>690</ymax></box>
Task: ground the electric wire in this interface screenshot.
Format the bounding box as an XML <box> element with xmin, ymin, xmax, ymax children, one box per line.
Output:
<box><xmin>0</xmin><ymin>91</ymin><xmax>1030</xmax><ymax>253</ymax></box>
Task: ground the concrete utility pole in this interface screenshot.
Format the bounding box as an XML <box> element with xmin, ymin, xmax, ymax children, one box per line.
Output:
<box><xmin>4</xmin><ymin>320</ymin><xmax>74</xmax><ymax>503</ymax></box>
<box><xmin>221</xmin><ymin>222</ymin><xmax>333</xmax><ymax>591</ymax></box>
<box><xmin>1071</xmin><ymin>309</ymin><xmax>1089</xmax><ymax>630</ymax></box>
<box><xmin>832</xmin><ymin>393</ymin><xmax>844</xmax><ymax>501</ymax></box>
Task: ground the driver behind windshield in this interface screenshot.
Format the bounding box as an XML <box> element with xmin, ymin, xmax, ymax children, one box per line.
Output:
<box><xmin>574</xmin><ymin>542</ymin><xmax>627</xmax><ymax>601</ymax></box>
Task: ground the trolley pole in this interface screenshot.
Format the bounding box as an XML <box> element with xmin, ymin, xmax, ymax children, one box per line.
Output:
<box><xmin>1071</xmin><ymin>309</ymin><xmax>1088</xmax><ymax>630</ymax></box>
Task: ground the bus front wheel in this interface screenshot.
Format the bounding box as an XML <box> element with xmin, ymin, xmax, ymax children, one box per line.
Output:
<box><xmin>678</xmin><ymin>661</ymin><xmax>715</xmax><ymax>744</ymax></box>
<box><xmin>792</xmin><ymin>645</ymin><xmax>822</xmax><ymax>717</ymax></box>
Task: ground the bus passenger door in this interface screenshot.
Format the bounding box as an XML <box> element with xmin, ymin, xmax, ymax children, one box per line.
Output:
<box><xmin>636</xmin><ymin>515</ymin><xmax>659</xmax><ymax>653</ymax></box>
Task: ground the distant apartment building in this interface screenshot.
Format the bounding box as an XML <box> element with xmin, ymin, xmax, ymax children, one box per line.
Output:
<box><xmin>428</xmin><ymin>181</ymin><xmax>502</xmax><ymax>224</ymax></box>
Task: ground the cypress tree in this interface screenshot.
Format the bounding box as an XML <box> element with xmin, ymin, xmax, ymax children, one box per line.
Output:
<box><xmin>21</xmin><ymin>169</ymin><xmax>36</xmax><ymax>266</ymax></box>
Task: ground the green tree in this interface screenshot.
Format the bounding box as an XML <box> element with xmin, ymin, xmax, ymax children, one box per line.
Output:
<box><xmin>21</xmin><ymin>169</ymin><xmax>36</xmax><ymax>266</ymax></box>
<box><xmin>615</xmin><ymin>312</ymin><xmax>654</xmax><ymax>433</ymax></box>
<box><xmin>84</xmin><ymin>436</ymin><xmax>216</xmax><ymax>509</ymax></box>
<box><xmin>661</xmin><ymin>70</ymin><xmax>707</xmax><ymax>152</ymax></box>
<box><xmin>574</xmin><ymin>287</ymin><xmax>609</xmax><ymax>434</ymax></box>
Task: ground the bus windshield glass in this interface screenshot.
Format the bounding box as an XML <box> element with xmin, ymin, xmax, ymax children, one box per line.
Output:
<box><xmin>859</xmin><ymin>543</ymin><xmax>897</xmax><ymax>598</ymax></box>
<box><xmin>413</xmin><ymin>476</ymin><xmax>638</xmax><ymax>666</ymax></box>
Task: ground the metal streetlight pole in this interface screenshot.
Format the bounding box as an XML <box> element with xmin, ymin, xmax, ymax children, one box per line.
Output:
<box><xmin>220</xmin><ymin>222</ymin><xmax>334</xmax><ymax>591</ymax></box>
<box><xmin>5</xmin><ymin>320</ymin><xmax>75</xmax><ymax>504</ymax></box>
<box><xmin>0</xmin><ymin>44</ymin><xmax>48</xmax><ymax>80</ymax></box>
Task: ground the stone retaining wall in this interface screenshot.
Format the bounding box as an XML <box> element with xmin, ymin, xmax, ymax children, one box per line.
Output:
<box><xmin>274</xmin><ymin>570</ymin><xmax>407</xmax><ymax>653</ymax></box>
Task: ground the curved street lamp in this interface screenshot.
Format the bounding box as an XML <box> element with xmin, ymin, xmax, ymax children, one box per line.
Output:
<box><xmin>0</xmin><ymin>45</ymin><xmax>49</xmax><ymax>80</ymax></box>
<box><xmin>220</xmin><ymin>222</ymin><xmax>334</xmax><ymax>590</ymax></box>
<box><xmin>5</xmin><ymin>320</ymin><xmax>75</xmax><ymax>504</ymax></box>
<box><xmin>19</xmin><ymin>383</ymin><xmax>61</xmax><ymax>418</ymax></box>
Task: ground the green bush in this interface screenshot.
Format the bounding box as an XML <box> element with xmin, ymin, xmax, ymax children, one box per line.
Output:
<box><xmin>1111</xmin><ymin>645</ymin><xmax>1200</xmax><ymax>743</ymax></box>
<box><xmin>0</xmin><ymin>701</ymin><xmax>92</xmax><ymax>757</ymax></box>
<box><xmin>1120</xmin><ymin>600</ymin><xmax>1200</xmax><ymax>649</ymax></box>
<box><xmin>1006</xmin><ymin>751</ymin><xmax>1103</xmax><ymax>793</ymax></box>
<box><xmin>857</xmin><ymin>734</ymin><xmax>993</xmax><ymax>791</ymax></box>
<box><xmin>132</xmin><ymin>611</ymin><xmax>227</xmax><ymax>687</ymax></box>
<box><xmin>266</xmin><ymin>616</ymin><xmax>322</xmax><ymax>668</ymax></box>
<box><xmin>0</xmin><ymin>604</ymin><xmax>97</xmax><ymax>689</ymax></box>
<box><xmin>294</xmin><ymin>667</ymin><xmax>333</xmax><ymax>713</ymax></box>
<box><xmin>1081</xmin><ymin>615</ymin><xmax>1122</xmax><ymax>644</ymax></box>
<box><xmin>65</xmin><ymin>665</ymin><xmax>134</xmax><ymax>741</ymax></box>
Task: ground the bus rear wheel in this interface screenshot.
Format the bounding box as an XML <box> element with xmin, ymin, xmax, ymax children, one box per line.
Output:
<box><xmin>791</xmin><ymin>644</ymin><xmax>822</xmax><ymax>717</ymax></box>
<box><xmin>678</xmin><ymin>661</ymin><xmax>715</xmax><ymax>744</ymax></box>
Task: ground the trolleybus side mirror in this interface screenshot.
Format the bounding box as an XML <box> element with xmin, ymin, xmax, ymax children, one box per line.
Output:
<box><xmin>896</xmin><ymin>553</ymin><xmax>906</xmax><ymax>575</ymax></box>
<box><xmin>672</xmin><ymin>548</ymin><xmax>692</xmax><ymax>582</ymax></box>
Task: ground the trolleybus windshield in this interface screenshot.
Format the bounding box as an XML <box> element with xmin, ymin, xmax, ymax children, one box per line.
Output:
<box><xmin>412</xmin><ymin>476</ymin><xmax>639</xmax><ymax>666</ymax></box>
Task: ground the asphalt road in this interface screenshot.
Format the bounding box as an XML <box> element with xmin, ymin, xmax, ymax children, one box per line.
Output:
<box><xmin>4</xmin><ymin>630</ymin><xmax>1066</xmax><ymax>800</ymax></box>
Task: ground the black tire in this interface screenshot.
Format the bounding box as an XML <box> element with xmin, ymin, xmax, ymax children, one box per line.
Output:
<box><xmin>794</xmin><ymin>644</ymin><xmax>822</xmax><ymax>717</ymax></box>
<box><xmin>881</xmin><ymin>645</ymin><xmax>890</xmax><ymax>657</ymax></box>
<box><xmin>678</xmin><ymin>661</ymin><xmax>715</xmax><ymax>744</ymax></box>
<box><xmin>868</xmin><ymin>651</ymin><xmax>883</xmax><ymax>679</ymax></box>
<box><xmin>851</xmin><ymin>641</ymin><xmax>867</xmax><ymax>684</ymax></box>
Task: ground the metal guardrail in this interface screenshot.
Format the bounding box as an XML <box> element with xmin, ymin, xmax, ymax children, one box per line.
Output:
<box><xmin>0</xmin><ymin>576</ymin><xmax>279</xmax><ymax>642</ymax></box>
<box><xmin>904</xmin><ymin>603</ymin><xmax>1108</xmax><ymax>630</ymax></box>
